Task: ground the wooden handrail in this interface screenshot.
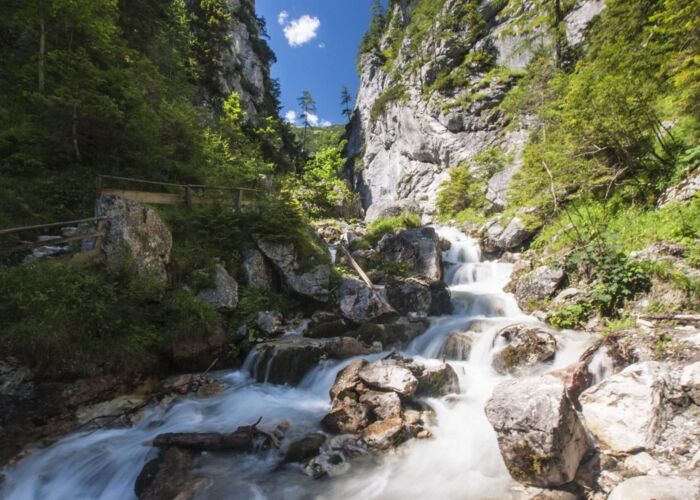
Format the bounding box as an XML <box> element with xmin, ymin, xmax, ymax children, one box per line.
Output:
<box><xmin>1</xmin><ymin>231</ymin><xmax>104</xmax><ymax>255</ymax></box>
<box><xmin>0</xmin><ymin>217</ymin><xmax>106</xmax><ymax>236</ymax></box>
<box><xmin>98</xmin><ymin>174</ymin><xmax>259</xmax><ymax>192</ymax></box>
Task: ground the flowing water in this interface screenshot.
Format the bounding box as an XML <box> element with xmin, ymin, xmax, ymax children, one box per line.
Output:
<box><xmin>1</xmin><ymin>227</ymin><xmax>592</xmax><ymax>500</ymax></box>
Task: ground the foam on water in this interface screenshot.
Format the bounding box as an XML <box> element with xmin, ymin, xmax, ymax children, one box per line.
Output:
<box><xmin>1</xmin><ymin>226</ymin><xmax>594</xmax><ymax>500</ymax></box>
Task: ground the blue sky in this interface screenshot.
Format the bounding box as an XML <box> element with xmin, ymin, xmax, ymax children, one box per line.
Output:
<box><xmin>256</xmin><ymin>1</ymin><xmax>378</xmax><ymax>126</ymax></box>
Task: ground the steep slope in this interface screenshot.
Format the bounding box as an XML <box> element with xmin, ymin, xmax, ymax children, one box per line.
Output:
<box><xmin>347</xmin><ymin>0</ymin><xmax>604</xmax><ymax>220</ymax></box>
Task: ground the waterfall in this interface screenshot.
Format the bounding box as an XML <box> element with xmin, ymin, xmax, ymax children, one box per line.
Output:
<box><xmin>0</xmin><ymin>227</ymin><xmax>592</xmax><ymax>500</ymax></box>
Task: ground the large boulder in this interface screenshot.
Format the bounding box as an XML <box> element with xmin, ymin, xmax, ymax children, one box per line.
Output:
<box><xmin>306</xmin><ymin>311</ymin><xmax>350</xmax><ymax>339</ymax></box>
<box><xmin>135</xmin><ymin>447</ymin><xmax>204</xmax><ymax>500</ymax></box>
<box><xmin>358</xmin><ymin>360</ymin><xmax>419</xmax><ymax>396</ymax></box>
<box><xmin>338</xmin><ymin>277</ymin><xmax>397</xmax><ymax>324</ymax></box>
<box><xmin>197</xmin><ymin>263</ymin><xmax>238</xmax><ymax>311</ymax></box>
<box><xmin>239</xmin><ymin>249</ymin><xmax>276</xmax><ymax>292</ymax></box>
<box><xmin>385</xmin><ymin>277</ymin><xmax>453</xmax><ymax>316</ymax></box>
<box><xmin>256</xmin><ymin>239</ymin><xmax>330</xmax><ymax>301</ymax></box>
<box><xmin>681</xmin><ymin>361</ymin><xmax>700</xmax><ymax>404</ymax></box>
<box><xmin>485</xmin><ymin>374</ymin><xmax>589</xmax><ymax>487</ymax></box>
<box><xmin>657</xmin><ymin>166</ymin><xmax>700</xmax><ymax>208</ymax></box>
<box><xmin>579</xmin><ymin>361</ymin><xmax>670</xmax><ymax>453</ymax></box>
<box><xmin>377</xmin><ymin>227</ymin><xmax>442</xmax><ymax>281</ymax></box>
<box><xmin>96</xmin><ymin>196</ymin><xmax>172</xmax><ymax>283</ymax></box>
<box><xmin>491</xmin><ymin>324</ymin><xmax>558</xmax><ymax>375</ymax></box>
<box><xmin>513</xmin><ymin>266</ymin><xmax>566</xmax><ymax>307</ymax></box>
<box><xmin>483</xmin><ymin>217</ymin><xmax>534</xmax><ymax>254</ymax></box>
<box><xmin>439</xmin><ymin>331</ymin><xmax>475</xmax><ymax>361</ymax></box>
<box><xmin>250</xmin><ymin>336</ymin><xmax>372</xmax><ymax>385</ymax></box>
<box><xmin>608</xmin><ymin>475</ymin><xmax>700</xmax><ymax>500</ymax></box>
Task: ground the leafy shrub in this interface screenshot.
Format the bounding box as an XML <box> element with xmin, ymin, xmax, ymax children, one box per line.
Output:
<box><xmin>549</xmin><ymin>302</ymin><xmax>592</xmax><ymax>329</ymax></box>
<box><xmin>365</xmin><ymin>213</ymin><xmax>422</xmax><ymax>246</ymax></box>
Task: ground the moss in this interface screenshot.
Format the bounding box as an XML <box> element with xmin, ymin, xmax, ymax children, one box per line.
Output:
<box><xmin>507</xmin><ymin>441</ymin><xmax>551</xmax><ymax>483</ymax></box>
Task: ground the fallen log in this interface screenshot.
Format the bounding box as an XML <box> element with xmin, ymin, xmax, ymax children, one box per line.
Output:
<box><xmin>152</xmin><ymin>417</ymin><xmax>280</xmax><ymax>452</ymax></box>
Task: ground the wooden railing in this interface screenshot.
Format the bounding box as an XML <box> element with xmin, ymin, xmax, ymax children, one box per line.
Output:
<box><xmin>97</xmin><ymin>175</ymin><xmax>258</xmax><ymax>210</ymax></box>
<box><xmin>0</xmin><ymin>216</ymin><xmax>106</xmax><ymax>262</ymax></box>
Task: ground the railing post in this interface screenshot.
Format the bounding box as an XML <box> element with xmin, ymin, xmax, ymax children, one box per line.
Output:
<box><xmin>184</xmin><ymin>185</ymin><xmax>192</xmax><ymax>209</ymax></box>
<box><xmin>94</xmin><ymin>218</ymin><xmax>105</xmax><ymax>253</ymax></box>
<box><xmin>96</xmin><ymin>175</ymin><xmax>103</xmax><ymax>199</ymax></box>
<box><xmin>236</xmin><ymin>189</ymin><xmax>243</xmax><ymax>212</ymax></box>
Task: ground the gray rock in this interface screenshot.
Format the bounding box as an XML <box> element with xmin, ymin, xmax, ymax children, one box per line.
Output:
<box><xmin>377</xmin><ymin>227</ymin><xmax>443</xmax><ymax>281</ymax></box>
<box><xmin>359</xmin><ymin>360</ymin><xmax>418</xmax><ymax>396</ymax></box>
<box><xmin>306</xmin><ymin>311</ymin><xmax>349</xmax><ymax>339</ymax></box>
<box><xmin>485</xmin><ymin>374</ymin><xmax>590</xmax><ymax>487</ymax></box>
<box><xmin>491</xmin><ymin>324</ymin><xmax>558</xmax><ymax>375</ymax></box>
<box><xmin>197</xmin><ymin>264</ymin><xmax>238</xmax><ymax>311</ymax></box>
<box><xmin>385</xmin><ymin>277</ymin><xmax>452</xmax><ymax>316</ymax></box>
<box><xmin>239</xmin><ymin>249</ymin><xmax>275</xmax><ymax>292</ymax></box>
<box><xmin>256</xmin><ymin>239</ymin><xmax>330</xmax><ymax>301</ymax></box>
<box><xmin>284</xmin><ymin>433</ymin><xmax>327</xmax><ymax>463</ymax></box>
<box><xmin>338</xmin><ymin>277</ymin><xmax>396</xmax><ymax>324</ymax></box>
<box><xmin>439</xmin><ymin>331</ymin><xmax>475</xmax><ymax>361</ymax></box>
<box><xmin>96</xmin><ymin>196</ymin><xmax>172</xmax><ymax>283</ymax></box>
<box><xmin>359</xmin><ymin>391</ymin><xmax>402</xmax><ymax>420</ymax></box>
<box><xmin>414</xmin><ymin>362</ymin><xmax>461</xmax><ymax>397</ymax></box>
<box><xmin>362</xmin><ymin>417</ymin><xmax>404</xmax><ymax>450</ymax></box>
<box><xmin>579</xmin><ymin>361</ymin><xmax>670</xmax><ymax>453</ymax></box>
<box><xmin>658</xmin><ymin>166</ymin><xmax>700</xmax><ymax>208</ymax></box>
<box><xmin>681</xmin><ymin>362</ymin><xmax>700</xmax><ymax>404</ymax></box>
<box><xmin>514</xmin><ymin>266</ymin><xmax>566</xmax><ymax>305</ymax></box>
<box><xmin>249</xmin><ymin>336</ymin><xmax>372</xmax><ymax>385</ymax></box>
<box><xmin>255</xmin><ymin>310</ymin><xmax>283</xmax><ymax>336</ymax></box>
<box><xmin>608</xmin><ymin>475</ymin><xmax>700</xmax><ymax>500</ymax></box>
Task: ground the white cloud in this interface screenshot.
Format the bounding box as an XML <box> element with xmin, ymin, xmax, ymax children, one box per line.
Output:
<box><xmin>320</xmin><ymin>120</ymin><xmax>332</xmax><ymax>127</ymax></box>
<box><xmin>318</xmin><ymin>42</ymin><xmax>326</xmax><ymax>49</ymax></box>
<box><xmin>283</xmin><ymin>15</ymin><xmax>320</xmax><ymax>47</ymax></box>
<box><xmin>277</xmin><ymin>11</ymin><xmax>289</xmax><ymax>25</ymax></box>
<box><xmin>284</xmin><ymin>110</ymin><xmax>297</xmax><ymax>124</ymax></box>
<box><xmin>306</xmin><ymin>113</ymin><xmax>319</xmax><ymax>127</ymax></box>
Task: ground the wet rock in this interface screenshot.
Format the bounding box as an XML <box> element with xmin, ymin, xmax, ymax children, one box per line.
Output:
<box><xmin>338</xmin><ymin>277</ymin><xmax>397</xmax><ymax>324</ymax></box>
<box><xmin>358</xmin><ymin>360</ymin><xmax>418</xmax><ymax>396</ymax></box>
<box><xmin>607</xmin><ymin>475</ymin><xmax>700</xmax><ymax>500</ymax></box>
<box><xmin>135</xmin><ymin>447</ymin><xmax>204</xmax><ymax>500</ymax></box>
<box><xmin>256</xmin><ymin>239</ymin><xmax>330</xmax><ymax>301</ymax></box>
<box><xmin>491</xmin><ymin>324</ymin><xmax>557</xmax><ymax>375</ymax></box>
<box><xmin>197</xmin><ymin>263</ymin><xmax>238</xmax><ymax>311</ymax></box>
<box><xmin>384</xmin><ymin>277</ymin><xmax>452</xmax><ymax>317</ymax></box>
<box><xmin>239</xmin><ymin>249</ymin><xmax>276</xmax><ymax>292</ymax></box>
<box><xmin>579</xmin><ymin>361</ymin><xmax>670</xmax><ymax>453</ymax></box>
<box><xmin>284</xmin><ymin>433</ymin><xmax>326</xmax><ymax>463</ymax></box>
<box><xmin>439</xmin><ymin>331</ymin><xmax>475</xmax><ymax>361</ymax></box>
<box><xmin>362</xmin><ymin>417</ymin><xmax>405</xmax><ymax>450</ymax></box>
<box><xmin>414</xmin><ymin>362</ymin><xmax>460</xmax><ymax>397</ymax></box>
<box><xmin>321</xmin><ymin>399</ymin><xmax>369</xmax><ymax>434</ymax></box>
<box><xmin>251</xmin><ymin>337</ymin><xmax>371</xmax><ymax>385</ymax></box>
<box><xmin>306</xmin><ymin>311</ymin><xmax>349</xmax><ymax>339</ymax></box>
<box><xmin>330</xmin><ymin>360</ymin><xmax>368</xmax><ymax>400</ymax></box>
<box><xmin>485</xmin><ymin>374</ymin><xmax>589</xmax><ymax>487</ymax></box>
<box><xmin>359</xmin><ymin>390</ymin><xmax>402</xmax><ymax>420</ymax></box>
<box><xmin>169</xmin><ymin>324</ymin><xmax>226</xmax><ymax>372</ymax></box>
<box><xmin>303</xmin><ymin>434</ymin><xmax>368</xmax><ymax>479</ymax></box>
<box><xmin>681</xmin><ymin>361</ymin><xmax>700</xmax><ymax>404</ymax></box>
<box><xmin>377</xmin><ymin>227</ymin><xmax>443</xmax><ymax>281</ymax></box>
<box><xmin>514</xmin><ymin>266</ymin><xmax>566</xmax><ymax>306</ymax></box>
<box><xmin>96</xmin><ymin>196</ymin><xmax>172</xmax><ymax>283</ymax></box>
<box><xmin>255</xmin><ymin>310</ymin><xmax>283</xmax><ymax>336</ymax></box>
<box><xmin>380</xmin><ymin>317</ymin><xmax>430</xmax><ymax>348</ymax></box>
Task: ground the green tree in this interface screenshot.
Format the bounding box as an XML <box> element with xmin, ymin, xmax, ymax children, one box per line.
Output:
<box><xmin>341</xmin><ymin>85</ymin><xmax>353</xmax><ymax>121</ymax></box>
<box><xmin>297</xmin><ymin>90</ymin><xmax>317</xmax><ymax>151</ymax></box>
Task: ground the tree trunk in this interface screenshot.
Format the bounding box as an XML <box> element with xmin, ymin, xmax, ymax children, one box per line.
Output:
<box><xmin>38</xmin><ymin>12</ymin><xmax>45</xmax><ymax>92</ymax></box>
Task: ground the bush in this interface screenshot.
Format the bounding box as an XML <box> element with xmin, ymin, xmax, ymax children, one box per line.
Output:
<box><xmin>364</xmin><ymin>213</ymin><xmax>422</xmax><ymax>246</ymax></box>
<box><xmin>549</xmin><ymin>302</ymin><xmax>592</xmax><ymax>329</ymax></box>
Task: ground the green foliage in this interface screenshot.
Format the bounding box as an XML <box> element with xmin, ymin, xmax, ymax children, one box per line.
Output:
<box><xmin>436</xmin><ymin>147</ymin><xmax>507</xmax><ymax>217</ymax></box>
<box><xmin>283</xmin><ymin>140</ymin><xmax>358</xmax><ymax>219</ymax></box>
<box><xmin>601</xmin><ymin>316</ymin><xmax>636</xmax><ymax>335</ymax></box>
<box><xmin>0</xmin><ymin>261</ymin><xmax>218</xmax><ymax>379</ymax></box>
<box><xmin>364</xmin><ymin>213</ymin><xmax>422</xmax><ymax>246</ymax></box>
<box><xmin>565</xmin><ymin>245</ymin><xmax>652</xmax><ymax>316</ymax></box>
<box><xmin>291</xmin><ymin>125</ymin><xmax>345</xmax><ymax>156</ymax></box>
<box><xmin>370</xmin><ymin>85</ymin><xmax>407</xmax><ymax>123</ymax></box>
<box><xmin>549</xmin><ymin>302</ymin><xmax>592</xmax><ymax>329</ymax></box>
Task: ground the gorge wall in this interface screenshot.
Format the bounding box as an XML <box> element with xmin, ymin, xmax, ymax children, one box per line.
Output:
<box><xmin>347</xmin><ymin>0</ymin><xmax>605</xmax><ymax>221</ymax></box>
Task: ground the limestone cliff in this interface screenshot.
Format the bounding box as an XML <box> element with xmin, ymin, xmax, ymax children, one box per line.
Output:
<box><xmin>347</xmin><ymin>0</ymin><xmax>605</xmax><ymax>221</ymax></box>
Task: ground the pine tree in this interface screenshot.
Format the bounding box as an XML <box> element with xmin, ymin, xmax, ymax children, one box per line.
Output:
<box><xmin>341</xmin><ymin>86</ymin><xmax>353</xmax><ymax>121</ymax></box>
<box><xmin>297</xmin><ymin>90</ymin><xmax>316</xmax><ymax>151</ymax></box>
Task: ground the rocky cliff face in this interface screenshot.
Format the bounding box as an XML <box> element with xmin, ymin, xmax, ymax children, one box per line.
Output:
<box><xmin>347</xmin><ymin>0</ymin><xmax>605</xmax><ymax>221</ymax></box>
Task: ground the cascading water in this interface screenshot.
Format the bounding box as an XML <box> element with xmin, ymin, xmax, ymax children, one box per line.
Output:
<box><xmin>1</xmin><ymin>227</ymin><xmax>592</xmax><ymax>500</ymax></box>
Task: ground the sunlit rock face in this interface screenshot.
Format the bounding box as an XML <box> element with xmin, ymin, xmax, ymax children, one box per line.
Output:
<box><xmin>347</xmin><ymin>0</ymin><xmax>605</xmax><ymax>220</ymax></box>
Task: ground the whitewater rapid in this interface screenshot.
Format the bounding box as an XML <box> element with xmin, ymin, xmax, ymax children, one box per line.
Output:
<box><xmin>0</xmin><ymin>227</ymin><xmax>592</xmax><ymax>499</ymax></box>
